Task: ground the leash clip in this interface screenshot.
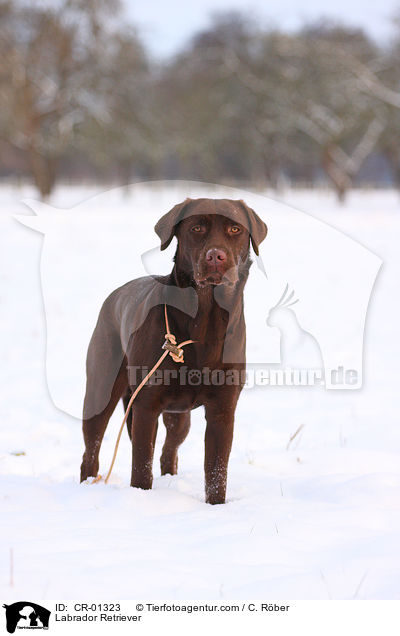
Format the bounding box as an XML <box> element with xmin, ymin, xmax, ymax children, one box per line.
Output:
<box><xmin>162</xmin><ymin>339</ymin><xmax>184</xmax><ymax>359</ymax></box>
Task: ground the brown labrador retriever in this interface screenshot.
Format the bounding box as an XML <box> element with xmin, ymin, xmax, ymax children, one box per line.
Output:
<box><xmin>80</xmin><ymin>198</ymin><xmax>267</xmax><ymax>504</ymax></box>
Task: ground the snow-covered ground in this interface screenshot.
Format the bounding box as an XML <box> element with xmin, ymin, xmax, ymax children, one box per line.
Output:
<box><xmin>1</xmin><ymin>182</ymin><xmax>399</xmax><ymax>600</ymax></box>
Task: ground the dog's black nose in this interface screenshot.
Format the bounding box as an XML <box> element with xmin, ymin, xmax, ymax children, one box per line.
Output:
<box><xmin>206</xmin><ymin>248</ymin><xmax>227</xmax><ymax>264</ymax></box>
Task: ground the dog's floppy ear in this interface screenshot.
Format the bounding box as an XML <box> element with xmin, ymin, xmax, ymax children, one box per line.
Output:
<box><xmin>238</xmin><ymin>200</ymin><xmax>268</xmax><ymax>255</ymax></box>
<box><xmin>154</xmin><ymin>198</ymin><xmax>192</xmax><ymax>251</ymax></box>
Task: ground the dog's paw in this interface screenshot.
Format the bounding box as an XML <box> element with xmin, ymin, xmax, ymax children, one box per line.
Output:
<box><xmin>81</xmin><ymin>475</ymin><xmax>103</xmax><ymax>485</ymax></box>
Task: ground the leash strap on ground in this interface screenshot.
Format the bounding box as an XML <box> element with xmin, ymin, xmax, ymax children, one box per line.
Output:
<box><xmin>92</xmin><ymin>305</ymin><xmax>195</xmax><ymax>485</ymax></box>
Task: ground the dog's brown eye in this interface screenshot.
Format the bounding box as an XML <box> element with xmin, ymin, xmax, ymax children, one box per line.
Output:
<box><xmin>191</xmin><ymin>225</ymin><xmax>204</xmax><ymax>233</ymax></box>
<box><xmin>230</xmin><ymin>225</ymin><xmax>241</xmax><ymax>234</ymax></box>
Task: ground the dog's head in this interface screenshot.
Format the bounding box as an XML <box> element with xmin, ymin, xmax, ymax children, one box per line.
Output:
<box><xmin>155</xmin><ymin>198</ymin><xmax>267</xmax><ymax>287</ymax></box>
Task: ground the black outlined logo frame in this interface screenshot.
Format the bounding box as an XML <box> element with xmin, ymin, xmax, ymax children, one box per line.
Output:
<box><xmin>2</xmin><ymin>602</ymin><xmax>51</xmax><ymax>633</ymax></box>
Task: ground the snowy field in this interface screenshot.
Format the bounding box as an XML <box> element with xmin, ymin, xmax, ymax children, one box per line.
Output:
<box><xmin>1</xmin><ymin>182</ymin><xmax>400</xmax><ymax>600</ymax></box>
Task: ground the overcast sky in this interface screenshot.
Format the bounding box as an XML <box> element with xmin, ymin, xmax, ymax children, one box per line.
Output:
<box><xmin>125</xmin><ymin>0</ymin><xmax>400</xmax><ymax>58</ymax></box>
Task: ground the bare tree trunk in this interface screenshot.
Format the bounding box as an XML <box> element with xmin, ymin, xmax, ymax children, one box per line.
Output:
<box><xmin>117</xmin><ymin>158</ymin><xmax>135</xmax><ymax>197</ymax></box>
<box><xmin>322</xmin><ymin>144</ymin><xmax>352</xmax><ymax>203</ymax></box>
<box><xmin>27</xmin><ymin>146</ymin><xmax>56</xmax><ymax>199</ymax></box>
<box><xmin>263</xmin><ymin>158</ymin><xmax>280</xmax><ymax>190</ymax></box>
<box><xmin>383</xmin><ymin>144</ymin><xmax>400</xmax><ymax>190</ymax></box>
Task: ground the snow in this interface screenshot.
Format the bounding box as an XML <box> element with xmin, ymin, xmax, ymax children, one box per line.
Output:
<box><xmin>1</xmin><ymin>182</ymin><xmax>400</xmax><ymax>600</ymax></box>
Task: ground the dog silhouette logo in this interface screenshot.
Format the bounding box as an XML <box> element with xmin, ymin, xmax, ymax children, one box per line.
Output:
<box><xmin>2</xmin><ymin>602</ymin><xmax>50</xmax><ymax>633</ymax></box>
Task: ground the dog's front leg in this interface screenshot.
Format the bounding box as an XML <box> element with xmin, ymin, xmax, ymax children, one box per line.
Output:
<box><xmin>130</xmin><ymin>403</ymin><xmax>159</xmax><ymax>490</ymax></box>
<box><xmin>204</xmin><ymin>397</ymin><xmax>237</xmax><ymax>504</ymax></box>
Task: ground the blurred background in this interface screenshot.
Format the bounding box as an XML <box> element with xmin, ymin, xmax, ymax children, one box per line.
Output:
<box><xmin>0</xmin><ymin>0</ymin><xmax>399</xmax><ymax>201</ymax></box>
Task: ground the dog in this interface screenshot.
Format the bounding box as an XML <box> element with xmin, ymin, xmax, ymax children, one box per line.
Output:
<box><xmin>80</xmin><ymin>198</ymin><xmax>267</xmax><ymax>504</ymax></box>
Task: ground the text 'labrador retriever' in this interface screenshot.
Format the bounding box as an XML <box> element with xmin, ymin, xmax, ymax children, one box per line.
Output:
<box><xmin>80</xmin><ymin>198</ymin><xmax>267</xmax><ymax>503</ymax></box>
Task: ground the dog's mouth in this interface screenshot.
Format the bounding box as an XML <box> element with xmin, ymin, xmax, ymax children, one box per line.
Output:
<box><xmin>195</xmin><ymin>270</ymin><xmax>238</xmax><ymax>288</ymax></box>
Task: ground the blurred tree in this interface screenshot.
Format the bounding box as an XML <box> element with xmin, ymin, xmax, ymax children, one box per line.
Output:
<box><xmin>218</xmin><ymin>20</ymin><xmax>384</xmax><ymax>200</ymax></box>
<box><xmin>293</xmin><ymin>24</ymin><xmax>384</xmax><ymax>201</ymax></box>
<box><xmin>158</xmin><ymin>15</ymin><xmax>386</xmax><ymax>199</ymax></box>
<box><xmin>375</xmin><ymin>16</ymin><xmax>400</xmax><ymax>188</ymax></box>
<box><xmin>0</xmin><ymin>0</ymin><xmax>150</xmax><ymax>197</ymax></box>
<box><xmin>76</xmin><ymin>25</ymin><xmax>156</xmax><ymax>185</ymax></box>
<box><xmin>158</xmin><ymin>14</ymin><xmax>258</xmax><ymax>183</ymax></box>
<box><xmin>160</xmin><ymin>14</ymin><xmax>305</xmax><ymax>187</ymax></box>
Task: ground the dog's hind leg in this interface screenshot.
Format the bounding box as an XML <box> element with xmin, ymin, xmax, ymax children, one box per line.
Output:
<box><xmin>80</xmin><ymin>362</ymin><xmax>128</xmax><ymax>481</ymax></box>
<box><xmin>160</xmin><ymin>411</ymin><xmax>191</xmax><ymax>476</ymax></box>
<box><xmin>81</xmin><ymin>365</ymin><xmax>128</xmax><ymax>481</ymax></box>
<box><xmin>80</xmin><ymin>312</ymin><xmax>128</xmax><ymax>482</ymax></box>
